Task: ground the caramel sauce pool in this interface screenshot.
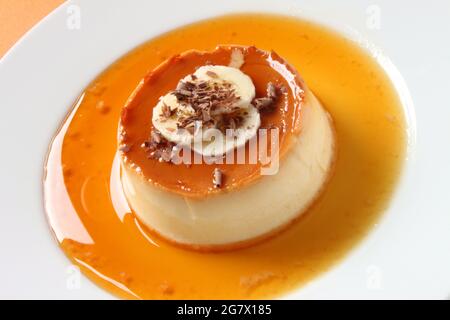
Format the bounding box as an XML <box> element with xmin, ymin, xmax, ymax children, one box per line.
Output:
<box><xmin>44</xmin><ymin>14</ymin><xmax>406</xmax><ymax>299</ymax></box>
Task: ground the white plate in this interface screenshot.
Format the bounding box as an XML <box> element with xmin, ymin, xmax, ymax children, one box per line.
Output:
<box><xmin>1</xmin><ymin>0</ymin><xmax>449</xmax><ymax>299</ymax></box>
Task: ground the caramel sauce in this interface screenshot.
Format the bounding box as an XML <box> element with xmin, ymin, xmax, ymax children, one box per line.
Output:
<box><xmin>120</xmin><ymin>45</ymin><xmax>304</xmax><ymax>196</ymax></box>
<box><xmin>44</xmin><ymin>14</ymin><xmax>407</xmax><ymax>299</ymax></box>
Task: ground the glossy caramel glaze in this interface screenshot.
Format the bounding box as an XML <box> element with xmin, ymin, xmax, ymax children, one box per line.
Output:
<box><xmin>44</xmin><ymin>14</ymin><xmax>407</xmax><ymax>299</ymax></box>
<box><xmin>119</xmin><ymin>45</ymin><xmax>305</xmax><ymax>196</ymax></box>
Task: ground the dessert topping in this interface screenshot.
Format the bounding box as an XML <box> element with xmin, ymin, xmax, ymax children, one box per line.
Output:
<box><xmin>213</xmin><ymin>168</ymin><xmax>223</xmax><ymax>188</ymax></box>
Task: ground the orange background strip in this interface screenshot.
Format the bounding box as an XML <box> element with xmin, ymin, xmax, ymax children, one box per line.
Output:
<box><xmin>0</xmin><ymin>0</ymin><xmax>64</xmax><ymax>57</ymax></box>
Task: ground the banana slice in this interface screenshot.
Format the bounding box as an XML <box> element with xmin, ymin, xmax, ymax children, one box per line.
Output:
<box><xmin>189</xmin><ymin>65</ymin><xmax>255</xmax><ymax>111</ymax></box>
<box><xmin>193</xmin><ymin>104</ymin><xmax>261</xmax><ymax>157</ymax></box>
<box><xmin>152</xmin><ymin>65</ymin><xmax>260</xmax><ymax>157</ymax></box>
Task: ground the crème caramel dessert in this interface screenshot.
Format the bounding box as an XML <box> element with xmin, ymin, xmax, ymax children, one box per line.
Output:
<box><xmin>118</xmin><ymin>45</ymin><xmax>335</xmax><ymax>250</ymax></box>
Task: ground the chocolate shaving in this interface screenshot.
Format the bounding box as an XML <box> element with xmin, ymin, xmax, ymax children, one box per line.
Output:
<box><xmin>161</xmin><ymin>103</ymin><xmax>177</xmax><ymax>118</ymax></box>
<box><xmin>253</xmin><ymin>97</ymin><xmax>273</xmax><ymax>111</ymax></box>
<box><xmin>119</xmin><ymin>144</ymin><xmax>131</xmax><ymax>153</ymax></box>
<box><xmin>213</xmin><ymin>168</ymin><xmax>223</xmax><ymax>188</ymax></box>
<box><xmin>215</xmin><ymin>110</ymin><xmax>245</xmax><ymax>133</ymax></box>
<box><xmin>159</xmin><ymin>148</ymin><xmax>173</xmax><ymax>162</ymax></box>
<box><xmin>252</xmin><ymin>82</ymin><xmax>284</xmax><ymax>112</ymax></box>
<box><xmin>151</xmin><ymin>130</ymin><xmax>163</xmax><ymax>144</ymax></box>
<box><xmin>172</xmin><ymin>77</ymin><xmax>241</xmax><ymax>130</ymax></box>
<box><xmin>206</xmin><ymin>70</ymin><xmax>218</xmax><ymax>78</ymax></box>
<box><xmin>142</xmin><ymin>129</ymin><xmax>175</xmax><ymax>163</ymax></box>
<box><xmin>177</xmin><ymin>89</ymin><xmax>192</xmax><ymax>97</ymax></box>
<box><xmin>202</xmin><ymin>109</ymin><xmax>212</xmax><ymax>122</ymax></box>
